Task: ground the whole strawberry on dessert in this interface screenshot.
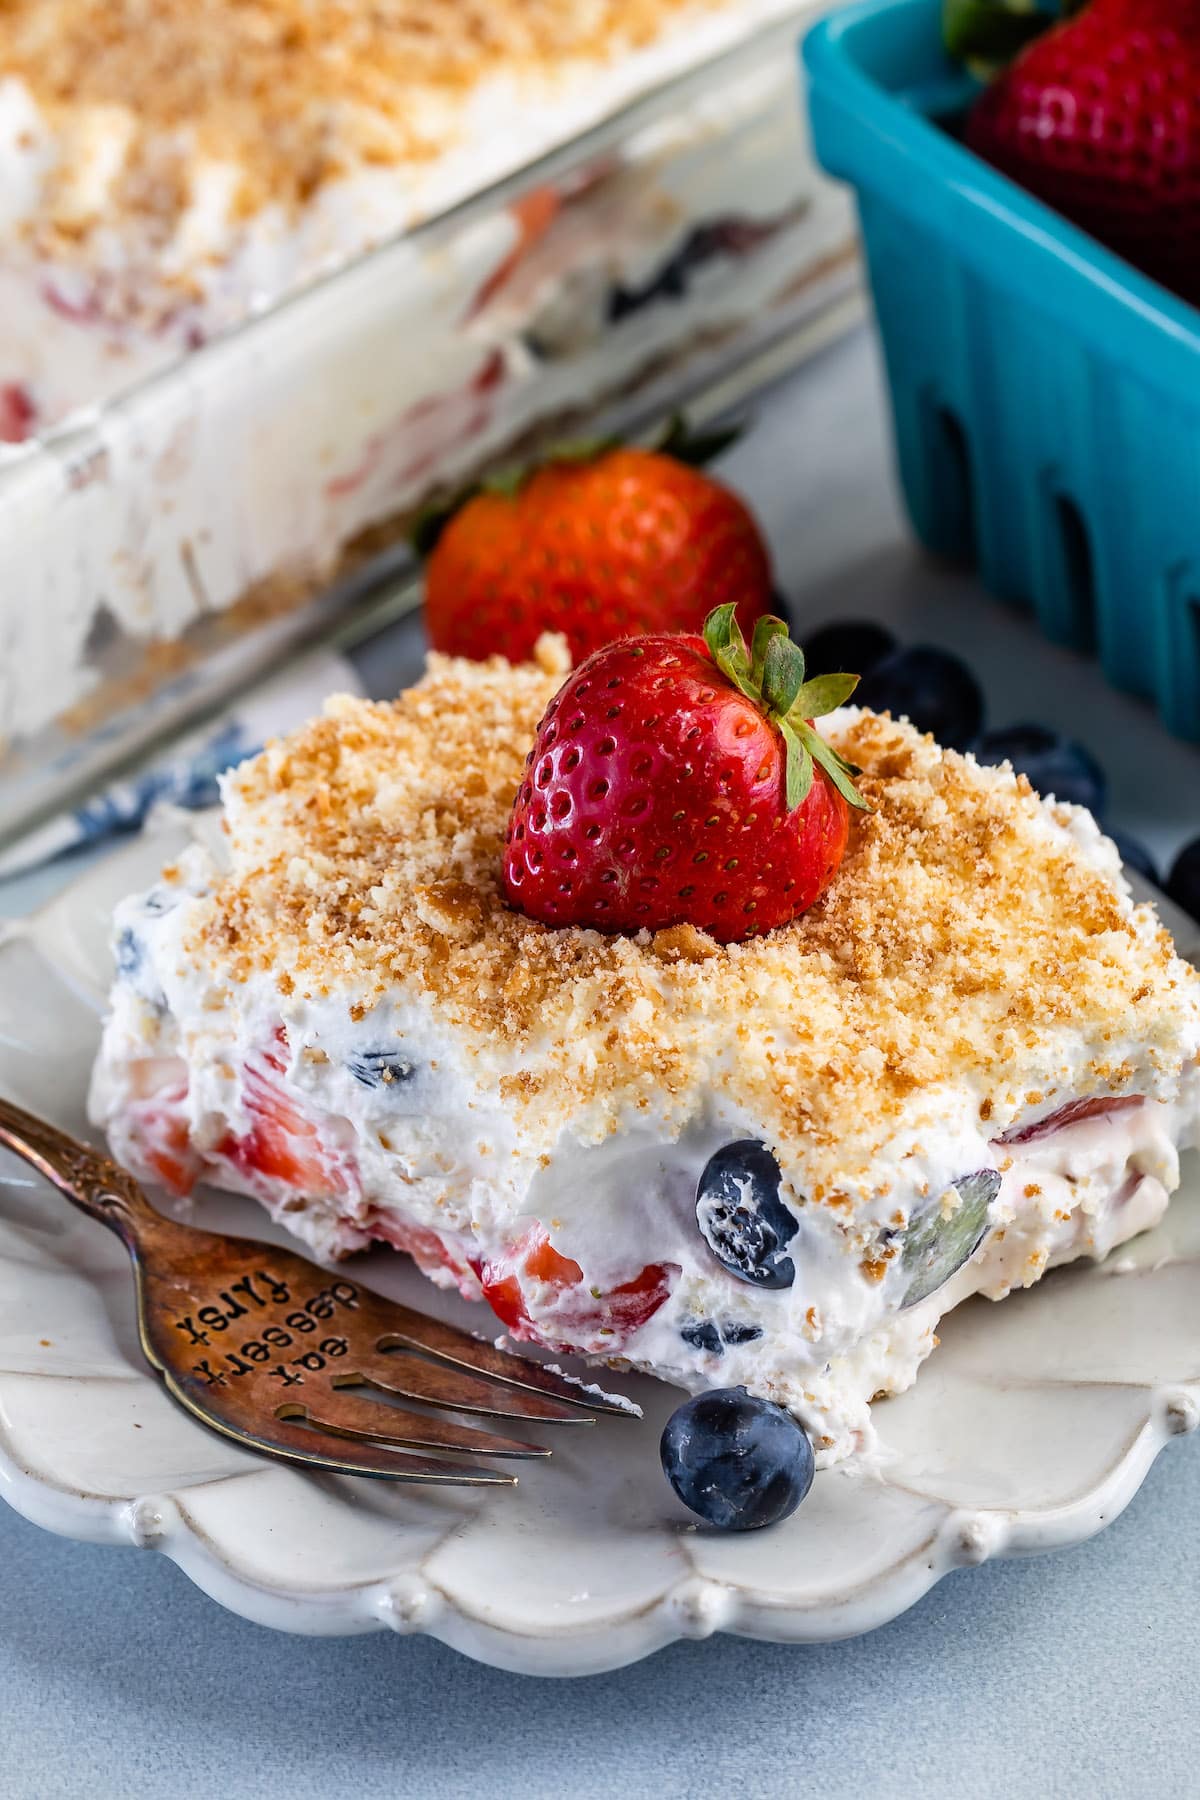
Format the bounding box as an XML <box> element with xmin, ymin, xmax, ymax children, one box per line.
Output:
<box><xmin>959</xmin><ymin>0</ymin><xmax>1200</xmax><ymax>305</ymax></box>
<box><xmin>423</xmin><ymin>439</ymin><xmax>772</xmax><ymax>665</ymax></box>
<box><xmin>504</xmin><ymin>605</ymin><xmax>870</xmax><ymax>941</ymax></box>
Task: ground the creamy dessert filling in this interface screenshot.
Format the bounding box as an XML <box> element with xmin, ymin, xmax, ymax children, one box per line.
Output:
<box><xmin>89</xmin><ymin>647</ymin><xmax>1200</xmax><ymax>1466</ymax></box>
<box><xmin>0</xmin><ymin>0</ymin><xmax>819</xmax><ymax>437</ymax></box>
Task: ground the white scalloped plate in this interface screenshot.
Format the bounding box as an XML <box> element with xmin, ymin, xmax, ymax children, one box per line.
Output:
<box><xmin>1</xmin><ymin>821</ymin><xmax>1198</xmax><ymax>1675</ymax></box>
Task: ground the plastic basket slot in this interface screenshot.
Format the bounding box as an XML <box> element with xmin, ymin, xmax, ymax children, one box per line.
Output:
<box><xmin>1046</xmin><ymin>490</ymin><xmax>1097</xmax><ymax>653</ymax></box>
<box><xmin>919</xmin><ymin>395</ymin><xmax>977</xmax><ymax>563</ymax></box>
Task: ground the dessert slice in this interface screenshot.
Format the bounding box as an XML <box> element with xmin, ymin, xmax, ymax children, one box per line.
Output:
<box><xmin>90</xmin><ymin>632</ymin><xmax>1200</xmax><ymax>1466</ymax></box>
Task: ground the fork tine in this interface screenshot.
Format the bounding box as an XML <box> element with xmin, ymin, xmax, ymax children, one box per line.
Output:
<box><xmin>284</xmin><ymin>1391</ymin><xmax>551</xmax><ymax>1460</ymax></box>
<box><xmin>166</xmin><ymin>1374</ymin><xmax>516</xmax><ymax>1486</ymax></box>
<box><xmin>339</xmin><ymin>1351</ymin><xmax>595</xmax><ymax>1425</ymax></box>
<box><xmin>374</xmin><ymin>1306</ymin><xmax>633</xmax><ymax>1417</ymax></box>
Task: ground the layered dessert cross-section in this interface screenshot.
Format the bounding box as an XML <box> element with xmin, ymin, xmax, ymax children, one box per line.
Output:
<box><xmin>0</xmin><ymin>0</ymin><xmax>829</xmax><ymax>439</ymax></box>
<box><xmin>90</xmin><ymin>642</ymin><xmax>1200</xmax><ymax>1465</ymax></box>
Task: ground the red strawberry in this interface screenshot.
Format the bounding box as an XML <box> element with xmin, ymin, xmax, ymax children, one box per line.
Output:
<box><xmin>423</xmin><ymin>443</ymin><xmax>772</xmax><ymax>665</ymax></box>
<box><xmin>478</xmin><ymin>1227</ymin><xmax>676</xmax><ymax>1353</ymax></box>
<box><xmin>503</xmin><ymin>605</ymin><xmax>868</xmax><ymax>943</ymax></box>
<box><xmin>0</xmin><ymin>382</ymin><xmax>35</xmax><ymax>444</ymax></box>
<box><xmin>219</xmin><ymin>1042</ymin><xmax>357</xmax><ymax>1200</ymax></box>
<box><xmin>965</xmin><ymin>0</ymin><xmax>1200</xmax><ymax>305</ymax></box>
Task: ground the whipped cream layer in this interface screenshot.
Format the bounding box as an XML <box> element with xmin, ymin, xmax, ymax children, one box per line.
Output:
<box><xmin>92</xmin><ymin>896</ymin><xmax>1200</xmax><ymax>1465</ymax></box>
<box><xmin>88</xmin><ymin>660</ymin><xmax>1200</xmax><ymax>1465</ymax></box>
<box><xmin>0</xmin><ymin>0</ymin><xmax>822</xmax><ymax>435</ymax></box>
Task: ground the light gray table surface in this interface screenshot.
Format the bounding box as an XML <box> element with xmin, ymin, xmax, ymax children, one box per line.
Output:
<box><xmin>1</xmin><ymin>326</ymin><xmax>1197</xmax><ymax>1800</ymax></box>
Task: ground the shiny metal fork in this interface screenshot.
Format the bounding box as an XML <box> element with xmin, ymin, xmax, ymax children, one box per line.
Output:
<box><xmin>0</xmin><ymin>1096</ymin><xmax>629</xmax><ymax>1487</ymax></box>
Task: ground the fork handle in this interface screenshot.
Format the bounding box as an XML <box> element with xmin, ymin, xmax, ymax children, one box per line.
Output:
<box><xmin>0</xmin><ymin>1095</ymin><xmax>158</xmax><ymax>1243</ymax></box>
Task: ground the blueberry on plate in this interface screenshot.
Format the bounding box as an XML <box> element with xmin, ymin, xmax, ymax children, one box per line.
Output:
<box><xmin>1109</xmin><ymin>831</ymin><xmax>1159</xmax><ymax>886</ymax></box>
<box><xmin>696</xmin><ymin>1141</ymin><xmax>799</xmax><ymax>1289</ymax></box>
<box><xmin>801</xmin><ymin>618</ymin><xmax>896</xmax><ymax>680</ymax></box>
<box><xmin>347</xmin><ymin>1050</ymin><xmax>417</xmax><ymax>1090</ymax></box>
<box><xmin>660</xmin><ymin>1387</ymin><xmax>815</xmax><ymax>1531</ymax></box>
<box><xmin>900</xmin><ymin>1169</ymin><xmax>1001</xmax><ymax>1309</ymax></box>
<box><xmin>973</xmin><ymin>724</ymin><xmax>1107</xmax><ymax>815</ymax></box>
<box><xmin>856</xmin><ymin>645</ymin><xmax>984</xmax><ymax>750</ymax></box>
<box><xmin>1166</xmin><ymin>837</ymin><xmax>1200</xmax><ymax>924</ymax></box>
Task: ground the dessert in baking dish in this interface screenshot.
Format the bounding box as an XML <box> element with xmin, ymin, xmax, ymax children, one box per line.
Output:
<box><xmin>90</xmin><ymin>627</ymin><xmax>1200</xmax><ymax>1465</ymax></box>
<box><xmin>0</xmin><ymin>2</ymin><xmax>856</xmax><ymax>805</ymax></box>
<box><xmin>0</xmin><ymin>0</ymin><xmax>832</xmax><ymax>438</ymax></box>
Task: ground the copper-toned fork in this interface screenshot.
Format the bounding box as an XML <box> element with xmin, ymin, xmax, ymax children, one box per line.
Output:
<box><xmin>0</xmin><ymin>1096</ymin><xmax>630</xmax><ymax>1486</ymax></box>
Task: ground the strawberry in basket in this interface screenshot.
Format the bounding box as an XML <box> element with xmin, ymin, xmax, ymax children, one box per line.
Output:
<box><xmin>951</xmin><ymin>0</ymin><xmax>1200</xmax><ymax>305</ymax></box>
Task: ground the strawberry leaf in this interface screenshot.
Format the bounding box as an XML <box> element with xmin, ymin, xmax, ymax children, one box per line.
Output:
<box><xmin>779</xmin><ymin>719</ymin><xmax>814</xmax><ymax>812</ymax></box>
<box><xmin>942</xmin><ymin>0</ymin><xmax>1081</xmax><ymax>70</ymax></box>
<box><xmin>798</xmin><ymin>722</ymin><xmax>873</xmax><ymax>813</ymax></box>
<box><xmin>761</xmin><ymin>635</ymin><xmax>807</xmax><ymax>718</ymax></box>
<box><xmin>656</xmin><ymin>412</ymin><xmax>746</xmax><ymax>468</ymax></box>
<box><xmin>703</xmin><ymin>604</ymin><xmax>757</xmax><ymax>701</ymax></box>
<box><xmin>701</xmin><ymin>605</ymin><xmax>871</xmax><ymax>816</ymax></box>
<box><xmin>539</xmin><ymin>435</ymin><xmax>619</xmax><ymax>469</ymax></box>
<box><xmin>790</xmin><ymin>672</ymin><xmax>860</xmax><ymax>720</ymax></box>
<box><xmin>750</xmin><ymin>616</ymin><xmax>789</xmax><ymax>687</ymax></box>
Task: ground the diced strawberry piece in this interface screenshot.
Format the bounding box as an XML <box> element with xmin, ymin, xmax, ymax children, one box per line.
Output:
<box><xmin>123</xmin><ymin>1076</ymin><xmax>203</xmax><ymax>1196</ymax></box>
<box><xmin>469</xmin><ymin>190</ymin><xmax>561</xmax><ymax>318</ymax></box>
<box><xmin>0</xmin><ymin>384</ymin><xmax>35</xmax><ymax>444</ymax></box>
<box><xmin>143</xmin><ymin>1117</ymin><xmax>201</xmax><ymax>1196</ymax></box>
<box><xmin>479</xmin><ymin>1226</ymin><xmax>676</xmax><ymax>1352</ymax></box>
<box><xmin>369</xmin><ymin>1212</ymin><xmax>481</xmax><ymax>1300</ymax></box>
<box><xmin>995</xmin><ymin>1094</ymin><xmax>1144</xmax><ymax>1147</ymax></box>
<box><xmin>219</xmin><ymin>1042</ymin><xmax>357</xmax><ymax>1200</ymax></box>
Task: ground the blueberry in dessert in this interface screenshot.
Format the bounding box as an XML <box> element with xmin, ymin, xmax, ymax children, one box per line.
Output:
<box><xmin>695</xmin><ymin>1141</ymin><xmax>799</xmax><ymax>1289</ymax></box>
<box><xmin>91</xmin><ymin>610</ymin><xmax>1200</xmax><ymax>1469</ymax></box>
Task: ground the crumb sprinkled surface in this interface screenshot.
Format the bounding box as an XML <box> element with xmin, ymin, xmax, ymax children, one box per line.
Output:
<box><xmin>188</xmin><ymin>645</ymin><xmax>1200</xmax><ymax>1194</ymax></box>
<box><xmin>2</xmin><ymin>0</ymin><xmax>740</xmax><ymax>233</ymax></box>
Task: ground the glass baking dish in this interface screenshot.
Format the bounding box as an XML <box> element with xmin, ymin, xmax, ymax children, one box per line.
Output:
<box><xmin>0</xmin><ymin>2</ymin><xmax>858</xmax><ymax>842</ymax></box>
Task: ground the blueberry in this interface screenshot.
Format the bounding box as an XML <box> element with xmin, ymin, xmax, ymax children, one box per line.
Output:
<box><xmin>974</xmin><ymin>725</ymin><xmax>1106</xmax><ymax>815</ymax></box>
<box><xmin>347</xmin><ymin>1050</ymin><xmax>416</xmax><ymax>1090</ymax></box>
<box><xmin>679</xmin><ymin>1319</ymin><xmax>765</xmax><ymax>1355</ymax></box>
<box><xmin>660</xmin><ymin>1387</ymin><xmax>815</xmax><ymax>1531</ymax></box>
<box><xmin>856</xmin><ymin>645</ymin><xmax>984</xmax><ymax>750</ymax></box>
<box><xmin>720</xmin><ymin>1321</ymin><xmax>764</xmax><ymax>1347</ymax></box>
<box><xmin>1110</xmin><ymin>831</ymin><xmax>1159</xmax><ymax>885</ymax></box>
<box><xmin>114</xmin><ymin>926</ymin><xmax>141</xmax><ymax>979</ymax></box>
<box><xmin>680</xmin><ymin>1320</ymin><xmax>723</xmax><ymax>1355</ymax></box>
<box><xmin>900</xmin><ymin>1169</ymin><xmax>1000</xmax><ymax>1309</ymax></box>
<box><xmin>696</xmin><ymin>1141</ymin><xmax>799</xmax><ymax>1289</ymax></box>
<box><xmin>801</xmin><ymin>619</ymin><xmax>897</xmax><ymax>680</ymax></box>
<box><xmin>1166</xmin><ymin>837</ymin><xmax>1200</xmax><ymax>923</ymax></box>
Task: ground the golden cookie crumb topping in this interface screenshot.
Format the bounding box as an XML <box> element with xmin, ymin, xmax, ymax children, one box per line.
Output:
<box><xmin>184</xmin><ymin>644</ymin><xmax>1200</xmax><ymax>1193</ymax></box>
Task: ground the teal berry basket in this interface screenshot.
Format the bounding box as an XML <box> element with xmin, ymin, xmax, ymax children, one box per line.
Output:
<box><xmin>802</xmin><ymin>0</ymin><xmax>1200</xmax><ymax>741</ymax></box>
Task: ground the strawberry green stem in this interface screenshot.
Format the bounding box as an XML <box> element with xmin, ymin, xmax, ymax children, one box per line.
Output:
<box><xmin>943</xmin><ymin>0</ymin><xmax>1086</xmax><ymax>72</ymax></box>
<box><xmin>702</xmin><ymin>605</ymin><xmax>871</xmax><ymax>814</ymax></box>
